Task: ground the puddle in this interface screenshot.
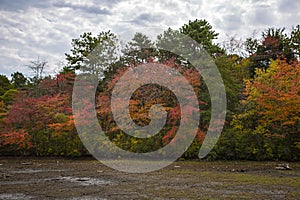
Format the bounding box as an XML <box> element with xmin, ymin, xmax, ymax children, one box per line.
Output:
<box><xmin>56</xmin><ymin>176</ymin><xmax>112</xmax><ymax>186</ymax></box>
<box><xmin>12</xmin><ymin>169</ymin><xmax>65</xmax><ymax>174</ymax></box>
<box><xmin>70</xmin><ymin>196</ymin><xmax>108</xmax><ymax>200</ymax></box>
<box><xmin>0</xmin><ymin>176</ymin><xmax>112</xmax><ymax>186</ymax></box>
<box><xmin>0</xmin><ymin>193</ymin><xmax>32</xmax><ymax>200</ymax></box>
<box><xmin>0</xmin><ymin>179</ymin><xmax>46</xmax><ymax>185</ymax></box>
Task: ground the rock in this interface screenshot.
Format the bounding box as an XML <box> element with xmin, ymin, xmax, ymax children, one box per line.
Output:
<box><xmin>2</xmin><ymin>173</ymin><xmax>12</xmax><ymax>178</ymax></box>
<box><xmin>276</xmin><ymin>164</ymin><xmax>292</xmax><ymax>170</ymax></box>
<box><xmin>21</xmin><ymin>162</ymin><xmax>32</xmax><ymax>165</ymax></box>
<box><xmin>275</xmin><ymin>167</ymin><xmax>286</xmax><ymax>170</ymax></box>
<box><xmin>76</xmin><ymin>178</ymin><xmax>90</xmax><ymax>182</ymax></box>
<box><xmin>231</xmin><ymin>169</ymin><xmax>246</xmax><ymax>172</ymax></box>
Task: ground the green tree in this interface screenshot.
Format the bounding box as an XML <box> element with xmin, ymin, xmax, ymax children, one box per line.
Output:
<box><xmin>0</xmin><ymin>74</ymin><xmax>12</xmax><ymax>96</ymax></box>
<box><xmin>245</xmin><ymin>37</ymin><xmax>259</xmax><ymax>55</ymax></box>
<box><xmin>180</xmin><ymin>19</ymin><xmax>224</xmax><ymax>56</ymax></box>
<box><xmin>0</xmin><ymin>75</ymin><xmax>14</xmax><ymax>124</ymax></box>
<box><xmin>290</xmin><ymin>25</ymin><xmax>300</xmax><ymax>59</ymax></box>
<box><xmin>65</xmin><ymin>31</ymin><xmax>118</xmax><ymax>77</ymax></box>
<box><xmin>11</xmin><ymin>72</ymin><xmax>28</xmax><ymax>89</ymax></box>
<box><xmin>156</xmin><ymin>28</ymin><xmax>184</xmax><ymax>62</ymax></box>
<box><xmin>0</xmin><ymin>89</ymin><xmax>18</xmax><ymax>105</ymax></box>
<box><xmin>122</xmin><ymin>32</ymin><xmax>155</xmax><ymax>64</ymax></box>
<box><xmin>206</xmin><ymin>55</ymin><xmax>250</xmax><ymax>160</ymax></box>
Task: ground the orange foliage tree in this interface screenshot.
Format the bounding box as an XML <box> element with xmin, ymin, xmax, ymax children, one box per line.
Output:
<box><xmin>232</xmin><ymin>59</ymin><xmax>300</xmax><ymax>160</ymax></box>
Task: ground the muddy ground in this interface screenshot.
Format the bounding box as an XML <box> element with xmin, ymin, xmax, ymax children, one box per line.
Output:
<box><xmin>0</xmin><ymin>157</ymin><xmax>299</xmax><ymax>199</ymax></box>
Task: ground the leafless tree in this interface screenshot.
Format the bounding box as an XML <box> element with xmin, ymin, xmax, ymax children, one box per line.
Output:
<box><xmin>26</xmin><ymin>57</ymin><xmax>47</xmax><ymax>83</ymax></box>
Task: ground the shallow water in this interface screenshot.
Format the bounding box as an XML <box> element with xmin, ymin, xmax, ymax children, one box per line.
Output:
<box><xmin>0</xmin><ymin>193</ymin><xmax>32</xmax><ymax>200</ymax></box>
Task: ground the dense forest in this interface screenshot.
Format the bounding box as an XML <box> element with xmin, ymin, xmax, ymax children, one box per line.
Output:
<box><xmin>0</xmin><ymin>19</ymin><xmax>299</xmax><ymax>161</ymax></box>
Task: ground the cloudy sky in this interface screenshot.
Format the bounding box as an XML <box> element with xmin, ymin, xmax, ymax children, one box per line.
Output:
<box><xmin>0</xmin><ymin>0</ymin><xmax>299</xmax><ymax>77</ymax></box>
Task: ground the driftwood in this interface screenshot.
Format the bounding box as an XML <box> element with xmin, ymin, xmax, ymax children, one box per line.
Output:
<box><xmin>275</xmin><ymin>163</ymin><xmax>292</xmax><ymax>170</ymax></box>
<box><xmin>21</xmin><ymin>162</ymin><xmax>32</xmax><ymax>165</ymax></box>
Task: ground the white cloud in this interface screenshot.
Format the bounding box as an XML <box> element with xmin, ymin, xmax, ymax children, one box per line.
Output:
<box><xmin>0</xmin><ymin>0</ymin><xmax>299</xmax><ymax>77</ymax></box>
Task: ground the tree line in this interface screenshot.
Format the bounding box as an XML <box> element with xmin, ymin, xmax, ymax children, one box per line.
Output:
<box><xmin>0</xmin><ymin>19</ymin><xmax>299</xmax><ymax>160</ymax></box>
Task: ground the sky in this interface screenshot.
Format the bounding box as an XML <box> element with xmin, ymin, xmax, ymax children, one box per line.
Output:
<box><xmin>0</xmin><ymin>0</ymin><xmax>299</xmax><ymax>77</ymax></box>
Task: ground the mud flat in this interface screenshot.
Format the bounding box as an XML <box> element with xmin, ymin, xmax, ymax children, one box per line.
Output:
<box><xmin>0</xmin><ymin>157</ymin><xmax>299</xmax><ymax>199</ymax></box>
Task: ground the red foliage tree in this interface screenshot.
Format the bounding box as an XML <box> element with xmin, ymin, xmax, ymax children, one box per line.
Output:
<box><xmin>0</xmin><ymin>72</ymin><xmax>80</xmax><ymax>155</ymax></box>
<box><xmin>97</xmin><ymin>59</ymin><xmax>207</xmax><ymax>154</ymax></box>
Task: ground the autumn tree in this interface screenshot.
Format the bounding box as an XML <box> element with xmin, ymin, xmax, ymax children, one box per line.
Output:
<box><xmin>96</xmin><ymin>58</ymin><xmax>206</xmax><ymax>158</ymax></box>
<box><xmin>0</xmin><ymin>72</ymin><xmax>84</xmax><ymax>156</ymax></box>
<box><xmin>232</xmin><ymin>59</ymin><xmax>300</xmax><ymax>160</ymax></box>
<box><xmin>246</xmin><ymin>27</ymin><xmax>300</xmax><ymax>77</ymax></box>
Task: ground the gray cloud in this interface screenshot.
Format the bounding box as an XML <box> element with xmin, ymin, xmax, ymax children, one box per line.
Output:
<box><xmin>251</xmin><ymin>5</ymin><xmax>277</xmax><ymax>26</ymax></box>
<box><xmin>221</xmin><ymin>14</ymin><xmax>243</xmax><ymax>31</ymax></box>
<box><xmin>130</xmin><ymin>13</ymin><xmax>165</xmax><ymax>26</ymax></box>
<box><xmin>0</xmin><ymin>0</ymin><xmax>299</xmax><ymax>77</ymax></box>
<box><xmin>212</xmin><ymin>3</ymin><xmax>245</xmax><ymax>32</ymax></box>
<box><xmin>0</xmin><ymin>0</ymin><xmax>49</xmax><ymax>11</ymax></box>
<box><xmin>278</xmin><ymin>0</ymin><xmax>300</xmax><ymax>13</ymax></box>
<box><xmin>92</xmin><ymin>0</ymin><xmax>121</xmax><ymax>8</ymax></box>
<box><xmin>53</xmin><ymin>2</ymin><xmax>111</xmax><ymax>15</ymax></box>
